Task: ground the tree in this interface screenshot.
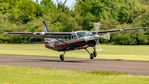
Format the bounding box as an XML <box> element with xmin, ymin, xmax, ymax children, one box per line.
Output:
<box><xmin>40</xmin><ymin>0</ymin><xmax>57</xmax><ymax>13</ymax></box>
<box><xmin>75</xmin><ymin>0</ymin><xmax>138</xmax><ymax>30</ymax></box>
<box><xmin>56</xmin><ymin>0</ymin><xmax>70</xmax><ymax>13</ymax></box>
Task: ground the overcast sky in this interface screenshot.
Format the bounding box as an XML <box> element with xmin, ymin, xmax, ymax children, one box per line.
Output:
<box><xmin>33</xmin><ymin>0</ymin><xmax>76</xmax><ymax>8</ymax></box>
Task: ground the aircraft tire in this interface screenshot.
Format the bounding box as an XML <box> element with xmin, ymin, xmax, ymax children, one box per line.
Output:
<box><xmin>60</xmin><ymin>55</ymin><xmax>64</xmax><ymax>61</ymax></box>
<box><xmin>90</xmin><ymin>53</ymin><xmax>94</xmax><ymax>60</ymax></box>
<box><xmin>93</xmin><ymin>51</ymin><xmax>97</xmax><ymax>57</ymax></box>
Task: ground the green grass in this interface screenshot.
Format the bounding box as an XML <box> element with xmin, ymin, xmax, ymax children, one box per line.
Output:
<box><xmin>0</xmin><ymin>44</ymin><xmax>149</xmax><ymax>61</ymax></box>
<box><xmin>0</xmin><ymin>65</ymin><xmax>149</xmax><ymax>84</ymax></box>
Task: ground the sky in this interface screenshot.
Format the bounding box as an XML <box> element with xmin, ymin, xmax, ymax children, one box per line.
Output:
<box><xmin>34</xmin><ymin>0</ymin><xmax>76</xmax><ymax>8</ymax></box>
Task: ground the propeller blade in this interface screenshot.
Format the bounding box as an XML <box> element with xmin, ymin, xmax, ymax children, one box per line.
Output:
<box><xmin>93</xmin><ymin>23</ymin><xmax>102</xmax><ymax>51</ymax></box>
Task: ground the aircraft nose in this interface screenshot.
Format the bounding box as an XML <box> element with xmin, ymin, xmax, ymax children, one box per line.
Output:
<box><xmin>84</xmin><ymin>36</ymin><xmax>89</xmax><ymax>42</ymax></box>
<box><xmin>94</xmin><ymin>35</ymin><xmax>99</xmax><ymax>40</ymax></box>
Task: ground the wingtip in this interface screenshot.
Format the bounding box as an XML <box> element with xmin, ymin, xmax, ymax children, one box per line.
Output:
<box><xmin>3</xmin><ymin>32</ymin><xmax>8</xmax><ymax>35</ymax></box>
<box><xmin>144</xmin><ymin>27</ymin><xmax>148</xmax><ymax>30</ymax></box>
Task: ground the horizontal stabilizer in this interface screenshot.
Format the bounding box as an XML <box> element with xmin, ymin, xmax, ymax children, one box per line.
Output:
<box><xmin>3</xmin><ymin>32</ymin><xmax>72</xmax><ymax>38</ymax></box>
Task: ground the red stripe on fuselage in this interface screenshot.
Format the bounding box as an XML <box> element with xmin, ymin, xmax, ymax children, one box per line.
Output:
<box><xmin>45</xmin><ymin>45</ymin><xmax>56</xmax><ymax>50</ymax></box>
<box><xmin>44</xmin><ymin>39</ymin><xmax>51</xmax><ymax>41</ymax></box>
<box><xmin>54</xmin><ymin>40</ymin><xmax>85</xmax><ymax>46</ymax></box>
<box><xmin>45</xmin><ymin>45</ymin><xmax>51</xmax><ymax>47</ymax></box>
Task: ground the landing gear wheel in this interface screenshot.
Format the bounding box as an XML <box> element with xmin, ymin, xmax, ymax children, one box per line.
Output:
<box><xmin>90</xmin><ymin>53</ymin><xmax>94</xmax><ymax>60</ymax></box>
<box><xmin>60</xmin><ymin>55</ymin><xmax>64</xmax><ymax>61</ymax></box>
<box><xmin>93</xmin><ymin>51</ymin><xmax>97</xmax><ymax>57</ymax></box>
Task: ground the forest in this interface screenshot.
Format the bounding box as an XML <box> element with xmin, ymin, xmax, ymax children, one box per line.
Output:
<box><xmin>0</xmin><ymin>0</ymin><xmax>149</xmax><ymax>45</ymax></box>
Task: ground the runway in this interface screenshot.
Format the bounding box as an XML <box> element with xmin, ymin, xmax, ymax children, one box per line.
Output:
<box><xmin>0</xmin><ymin>55</ymin><xmax>149</xmax><ymax>76</ymax></box>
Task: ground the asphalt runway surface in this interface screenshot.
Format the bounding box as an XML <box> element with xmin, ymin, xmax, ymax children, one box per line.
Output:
<box><xmin>0</xmin><ymin>55</ymin><xmax>149</xmax><ymax>76</ymax></box>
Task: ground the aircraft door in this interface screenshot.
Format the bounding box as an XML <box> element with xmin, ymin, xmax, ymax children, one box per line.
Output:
<box><xmin>49</xmin><ymin>41</ymin><xmax>54</xmax><ymax>47</ymax></box>
<box><xmin>72</xmin><ymin>33</ymin><xmax>78</xmax><ymax>39</ymax></box>
<box><xmin>44</xmin><ymin>38</ymin><xmax>54</xmax><ymax>47</ymax></box>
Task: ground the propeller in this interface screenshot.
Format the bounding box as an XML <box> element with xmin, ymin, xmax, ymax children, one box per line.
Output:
<box><xmin>84</xmin><ymin>32</ymin><xmax>89</xmax><ymax>42</ymax></box>
<box><xmin>93</xmin><ymin>23</ymin><xmax>103</xmax><ymax>51</ymax></box>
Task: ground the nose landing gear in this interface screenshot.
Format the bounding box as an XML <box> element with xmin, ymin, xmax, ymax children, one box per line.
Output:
<box><xmin>85</xmin><ymin>47</ymin><xmax>97</xmax><ymax>60</ymax></box>
<box><xmin>90</xmin><ymin>53</ymin><xmax>94</xmax><ymax>59</ymax></box>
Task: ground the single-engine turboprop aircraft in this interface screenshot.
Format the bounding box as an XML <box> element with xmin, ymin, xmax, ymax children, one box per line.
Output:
<box><xmin>4</xmin><ymin>21</ymin><xmax>147</xmax><ymax>61</ymax></box>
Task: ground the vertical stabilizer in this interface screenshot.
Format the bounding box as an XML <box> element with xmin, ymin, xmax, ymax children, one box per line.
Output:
<box><xmin>43</xmin><ymin>21</ymin><xmax>48</xmax><ymax>32</ymax></box>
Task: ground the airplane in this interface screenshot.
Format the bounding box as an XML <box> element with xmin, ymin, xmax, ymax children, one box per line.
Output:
<box><xmin>4</xmin><ymin>21</ymin><xmax>147</xmax><ymax>61</ymax></box>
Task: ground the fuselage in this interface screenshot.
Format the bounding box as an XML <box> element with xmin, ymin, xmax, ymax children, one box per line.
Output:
<box><xmin>44</xmin><ymin>31</ymin><xmax>96</xmax><ymax>51</ymax></box>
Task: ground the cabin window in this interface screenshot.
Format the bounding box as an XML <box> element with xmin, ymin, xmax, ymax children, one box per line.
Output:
<box><xmin>55</xmin><ymin>41</ymin><xmax>59</xmax><ymax>43</ymax></box>
<box><xmin>68</xmin><ymin>36</ymin><xmax>71</xmax><ymax>40</ymax></box>
<box><xmin>65</xmin><ymin>36</ymin><xmax>67</xmax><ymax>40</ymax></box>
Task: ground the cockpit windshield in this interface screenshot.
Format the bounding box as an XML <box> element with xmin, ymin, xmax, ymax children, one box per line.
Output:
<box><xmin>76</xmin><ymin>31</ymin><xmax>94</xmax><ymax>38</ymax></box>
<box><xmin>87</xmin><ymin>31</ymin><xmax>94</xmax><ymax>36</ymax></box>
<box><xmin>77</xmin><ymin>32</ymin><xmax>86</xmax><ymax>37</ymax></box>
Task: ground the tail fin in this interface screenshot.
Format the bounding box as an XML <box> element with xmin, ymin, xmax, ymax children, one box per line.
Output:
<box><xmin>43</xmin><ymin>21</ymin><xmax>48</xmax><ymax>32</ymax></box>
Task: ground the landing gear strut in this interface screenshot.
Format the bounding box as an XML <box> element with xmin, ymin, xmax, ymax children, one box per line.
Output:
<box><xmin>60</xmin><ymin>51</ymin><xmax>65</xmax><ymax>61</ymax></box>
<box><xmin>85</xmin><ymin>47</ymin><xmax>97</xmax><ymax>60</ymax></box>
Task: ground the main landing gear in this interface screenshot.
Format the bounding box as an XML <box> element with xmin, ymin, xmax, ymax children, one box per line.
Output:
<box><xmin>85</xmin><ymin>47</ymin><xmax>97</xmax><ymax>60</ymax></box>
<box><xmin>60</xmin><ymin>51</ymin><xmax>65</xmax><ymax>61</ymax></box>
<box><xmin>59</xmin><ymin>47</ymin><xmax>97</xmax><ymax>61</ymax></box>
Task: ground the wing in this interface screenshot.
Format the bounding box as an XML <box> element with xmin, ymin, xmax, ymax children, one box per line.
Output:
<box><xmin>3</xmin><ymin>32</ymin><xmax>72</xmax><ymax>38</ymax></box>
<box><xmin>92</xmin><ymin>27</ymin><xmax>147</xmax><ymax>34</ymax></box>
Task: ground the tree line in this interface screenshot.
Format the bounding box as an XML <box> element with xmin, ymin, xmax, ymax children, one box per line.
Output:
<box><xmin>0</xmin><ymin>0</ymin><xmax>149</xmax><ymax>45</ymax></box>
